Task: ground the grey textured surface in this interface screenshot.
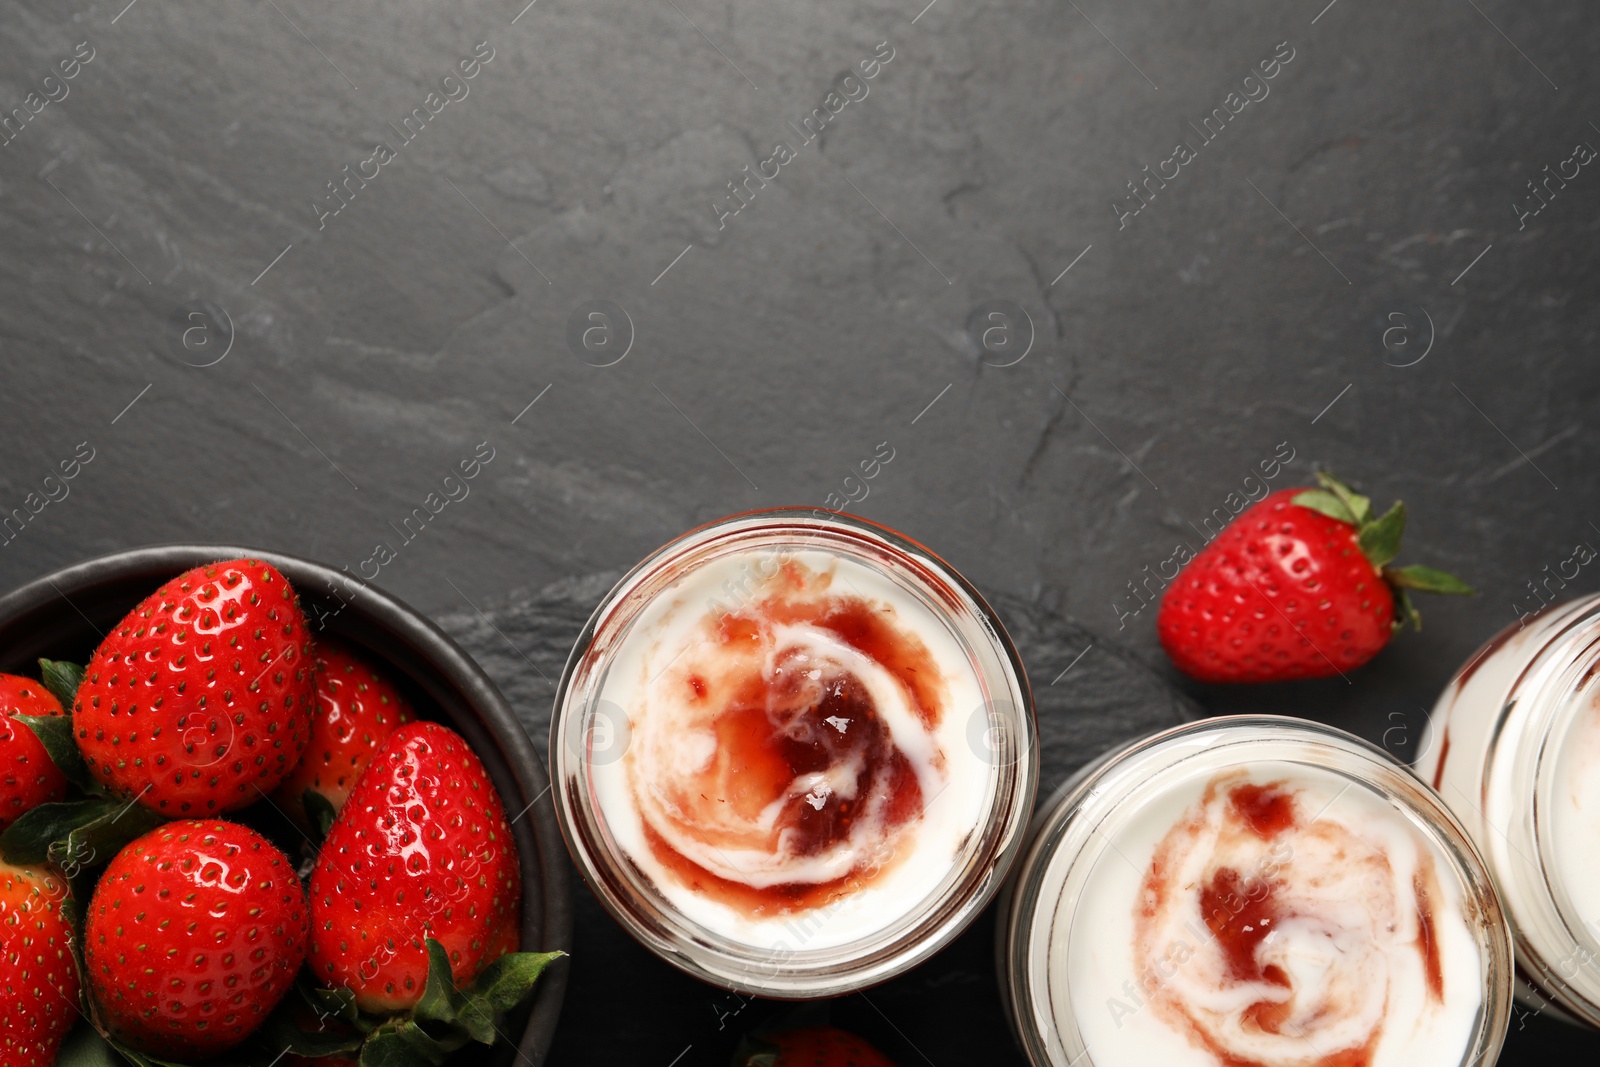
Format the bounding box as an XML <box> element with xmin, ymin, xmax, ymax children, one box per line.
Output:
<box><xmin>2</xmin><ymin>0</ymin><xmax>1598</xmax><ymax>1060</ymax></box>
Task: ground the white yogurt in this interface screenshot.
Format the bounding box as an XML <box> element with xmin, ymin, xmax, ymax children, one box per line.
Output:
<box><xmin>1064</xmin><ymin>763</ymin><xmax>1482</xmax><ymax>1067</ymax></box>
<box><xmin>589</xmin><ymin>549</ymin><xmax>993</xmax><ymax>950</ymax></box>
<box><xmin>997</xmin><ymin>718</ymin><xmax>1510</xmax><ymax>1067</ymax></box>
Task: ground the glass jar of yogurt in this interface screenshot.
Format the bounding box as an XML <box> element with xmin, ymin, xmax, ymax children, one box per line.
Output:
<box><xmin>998</xmin><ymin>716</ymin><xmax>1513</xmax><ymax>1067</ymax></box>
<box><xmin>551</xmin><ymin>509</ymin><xmax>1038</xmax><ymax>997</ymax></box>
<box><xmin>1417</xmin><ymin>594</ymin><xmax>1600</xmax><ymax>1026</ymax></box>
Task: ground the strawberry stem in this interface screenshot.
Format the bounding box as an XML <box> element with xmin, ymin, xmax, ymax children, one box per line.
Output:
<box><xmin>353</xmin><ymin>940</ymin><xmax>565</xmax><ymax>1067</ymax></box>
<box><xmin>1294</xmin><ymin>471</ymin><xmax>1474</xmax><ymax>633</ymax></box>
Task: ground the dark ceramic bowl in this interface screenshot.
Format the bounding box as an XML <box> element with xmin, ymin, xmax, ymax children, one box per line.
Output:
<box><xmin>0</xmin><ymin>546</ymin><xmax>572</xmax><ymax>1067</ymax></box>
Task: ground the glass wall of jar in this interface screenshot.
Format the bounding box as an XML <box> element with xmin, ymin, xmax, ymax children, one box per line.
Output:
<box><xmin>1418</xmin><ymin>594</ymin><xmax>1600</xmax><ymax>1026</ymax></box>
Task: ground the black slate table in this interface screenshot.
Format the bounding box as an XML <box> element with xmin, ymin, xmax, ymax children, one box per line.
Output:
<box><xmin>2</xmin><ymin>0</ymin><xmax>1596</xmax><ymax>1062</ymax></box>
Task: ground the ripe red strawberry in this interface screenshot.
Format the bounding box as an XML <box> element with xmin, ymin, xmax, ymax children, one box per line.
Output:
<box><xmin>1158</xmin><ymin>472</ymin><xmax>1472</xmax><ymax>682</ymax></box>
<box><xmin>0</xmin><ymin>676</ymin><xmax>67</xmax><ymax>831</ymax></box>
<box><xmin>84</xmin><ymin>819</ymin><xmax>307</xmax><ymax>1058</ymax></box>
<box><xmin>735</xmin><ymin>1026</ymin><xmax>899</xmax><ymax>1067</ymax></box>
<box><xmin>74</xmin><ymin>559</ymin><xmax>315</xmax><ymax>815</ymax></box>
<box><xmin>0</xmin><ymin>861</ymin><xmax>80</xmax><ymax>1067</ymax></box>
<box><xmin>272</xmin><ymin>639</ymin><xmax>414</xmax><ymax>831</ymax></box>
<box><xmin>308</xmin><ymin>721</ymin><xmax>521</xmax><ymax>1013</ymax></box>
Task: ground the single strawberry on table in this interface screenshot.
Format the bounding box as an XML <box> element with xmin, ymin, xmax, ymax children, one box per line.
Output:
<box><xmin>0</xmin><ymin>860</ymin><xmax>80</xmax><ymax>1067</ymax></box>
<box><xmin>1158</xmin><ymin>471</ymin><xmax>1473</xmax><ymax>682</ymax></box>
<box><xmin>272</xmin><ymin>638</ymin><xmax>414</xmax><ymax>833</ymax></box>
<box><xmin>74</xmin><ymin>558</ymin><xmax>316</xmax><ymax>815</ymax></box>
<box><xmin>84</xmin><ymin>819</ymin><xmax>308</xmax><ymax>1058</ymax></box>
<box><xmin>0</xmin><ymin>675</ymin><xmax>67</xmax><ymax>831</ymax></box>
<box><xmin>308</xmin><ymin>720</ymin><xmax>522</xmax><ymax>1012</ymax></box>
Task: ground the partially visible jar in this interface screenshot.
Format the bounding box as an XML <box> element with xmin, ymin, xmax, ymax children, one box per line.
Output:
<box><xmin>551</xmin><ymin>509</ymin><xmax>1037</xmax><ymax>997</ymax></box>
<box><xmin>998</xmin><ymin>716</ymin><xmax>1513</xmax><ymax>1067</ymax></box>
<box><xmin>1418</xmin><ymin>594</ymin><xmax>1600</xmax><ymax>1026</ymax></box>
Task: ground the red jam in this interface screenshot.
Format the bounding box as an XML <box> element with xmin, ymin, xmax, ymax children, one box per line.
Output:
<box><xmin>1228</xmin><ymin>782</ymin><xmax>1296</xmax><ymax>839</ymax></box>
<box><xmin>1139</xmin><ymin>778</ymin><xmax>1447</xmax><ymax>1067</ymax></box>
<box><xmin>710</xmin><ymin>573</ymin><xmax>946</xmax><ymax>729</ymax></box>
<box><xmin>635</xmin><ymin>562</ymin><xmax>945</xmax><ymax>918</ymax></box>
<box><xmin>1200</xmin><ymin>866</ymin><xmax>1289</xmax><ymax>992</ymax></box>
<box><xmin>1414</xmin><ymin>873</ymin><xmax>1445</xmax><ymax>1001</ymax></box>
<box><xmin>1431</xmin><ymin>728</ymin><xmax>1451</xmax><ymax>791</ymax></box>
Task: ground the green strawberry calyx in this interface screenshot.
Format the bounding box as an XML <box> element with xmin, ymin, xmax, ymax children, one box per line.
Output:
<box><xmin>731</xmin><ymin>1035</ymin><xmax>785</xmax><ymax>1067</ymax></box>
<box><xmin>59</xmin><ymin>940</ymin><xmax>564</xmax><ymax>1067</ymax></box>
<box><xmin>15</xmin><ymin>658</ymin><xmax>98</xmax><ymax>796</ymax></box>
<box><xmin>2</xmin><ymin>660</ymin><xmax>169</xmax><ymax>901</ymax></box>
<box><xmin>1291</xmin><ymin>471</ymin><xmax>1474</xmax><ymax>633</ymax></box>
<box><xmin>38</xmin><ymin>657</ymin><xmax>85</xmax><ymax>711</ymax></box>
<box><xmin>348</xmin><ymin>940</ymin><xmax>565</xmax><ymax>1067</ymax></box>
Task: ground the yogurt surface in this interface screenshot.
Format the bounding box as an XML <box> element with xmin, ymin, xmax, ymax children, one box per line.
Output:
<box><xmin>1551</xmin><ymin>685</ymin><xmax>1600</xmax><ymax>942</ymax></box>
<box><xmin>1062</xmin><ymin>762</ymin><xmax>1484</xmax><ymax>1067</ymax></box>
<box><xmin>589</xmin><ymin>549</ymin><xmax>993</xmax><ymax>950</ymax></box>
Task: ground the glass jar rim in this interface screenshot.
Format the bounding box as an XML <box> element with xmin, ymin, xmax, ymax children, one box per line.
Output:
<box><xmin>550</xmin><ymin>508</ymin><xmax>1039</xmax><ymax>997</ymax></box>
<box><xmin>999</xmin><ymin>714</ymin><xmax>1515</xmax><ymax>1067</ymax></box>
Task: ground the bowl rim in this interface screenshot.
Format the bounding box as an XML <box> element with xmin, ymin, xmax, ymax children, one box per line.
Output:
<box><xmin>0</xmin><ymin>544</ymin><xmax>573</xmax><ymax>1065</ymax></box>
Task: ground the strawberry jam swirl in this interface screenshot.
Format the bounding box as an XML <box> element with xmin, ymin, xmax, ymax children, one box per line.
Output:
<box><xmin>624</xmin><ymin>560</ymin><xmax>948</xmax><ymax>917</ymax></box>
<box><xmin>1133</xmin><ymin>773</ymin><xmax>1448</xmax><ymax>1067</ymax></box>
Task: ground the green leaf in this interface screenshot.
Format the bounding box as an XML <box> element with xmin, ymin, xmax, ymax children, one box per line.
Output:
<box><xmin>54</xmin><ymin>1023</ymin><xmax>129</xmax><ymax>1067</ymax></box>
<box><xmin>1385</xmin><ymin>565</ymin><xmax>1476</xmax><ymax>596</ymax></box>
<box><xmin>456</xmin><ymin>960</ymin><xmax>550</xmax><ymax>1046</ymax></box>
<box><xmin>1395</xmin><ymin>588</ymin><xmax>1423</xmax><ymax>633</ymax></box>
<box><xmin>297</xmin><ymin>979</ymin><xmax>363</xmax><ymax>1030</ymax></box>
<box><xmin>414</xmin><ymin>940</ymin><xmax>475</xmax><ymax>1039</ymax></box>
<box><xmin>66</xmin><ymin>895</ymin><xmax>92</xmax><ymax>1016</ymax></box>
<box><xmin>190</xmin><ymin>984</ymin><xmax>367</xmax><ymax>1067</ymax></box>
<box><xmin>1</xmin><ymin>799</ymin><xmax>105</xmax><ymax>865</ymax></box>
<box><xmin>357</xmin><ymin>1025</ymin><xmax>415</xmax><ymax>1067</ymax></box>
<box><xmin>1357</xmin><ymin>501</ymin><xmax>1407</xmax><ymax>569</ymax></box>
<box><xmin>0</xmin><ymin>797</ymin><xmax>162</xmax><ymax>871</ymax></box>
<box><xmin>55</xmin><ymin>803</ymin><xmax>164</xmax><ymax>882</ymax></box>
<box><xmin>1290</xmin><ymin>489</ymin><xmax>1357</xmax><ymax>525</ymax></box>
<box><xmin>58</xmin><ymin>1024</ymin><xmax>191</xmax><ymax>1067</ymax></box>
<box><xmin>252</xmin><ymin>1012</ymin><xmax>366</xmax><ymax>1059</ymax></box>
<box><xmin>303</xmin><ymin>789</ymin><xmax>338</xmax><ymax>842</ymax></box>
<box><xmin>731</xmin><ymin>1034</ymin><xmax>784</xmax><ymax>1067</ymax></box>
<box><xmin>360</xmin><ymin>1019</ymin><xmax>464</xmax><ymax>1067</ymax></box>
<box><xmin>1315</xmin><ymin>470</ymin><xmax>1373</xmax><ymax>525</ymax></box>
<box><xmin>357</xmin><ymin>1027</ymin><xmax>419</xmax><ymax>1067</ymax></box>
<box><xmin>462</xmin><ymin>950</ymin><xmax>564</xmax><ymax>1020</ymax></box>
<box><xmin>38</xmin><ymin>658</ymin><xmax>85</xmax><ymax>710</ymax></box>
<box><xmin>15</xmin><ymin>712</ymin><xmax>96</xmax><ymax>794</ymax></box>
<box><xmin>92</xmin><ymin>1033</ymin><xmax>189</xmax><ymax>1067</ymax></box>
<box><xmin>286</xmin><ymin>937</ymin><xmax>565</xmax><ymax>1067</ymax></box>
<box><xmin>350</xmin><ymin>939</ymin><xmax>565</xmax><ymax>1065</ymax></box>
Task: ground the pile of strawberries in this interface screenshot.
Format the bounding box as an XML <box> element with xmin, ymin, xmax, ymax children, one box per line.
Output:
<box><xmin>0</xmin><ymin>559</ymin><xmax>559</xmax><ymax>1067</ymax></box>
